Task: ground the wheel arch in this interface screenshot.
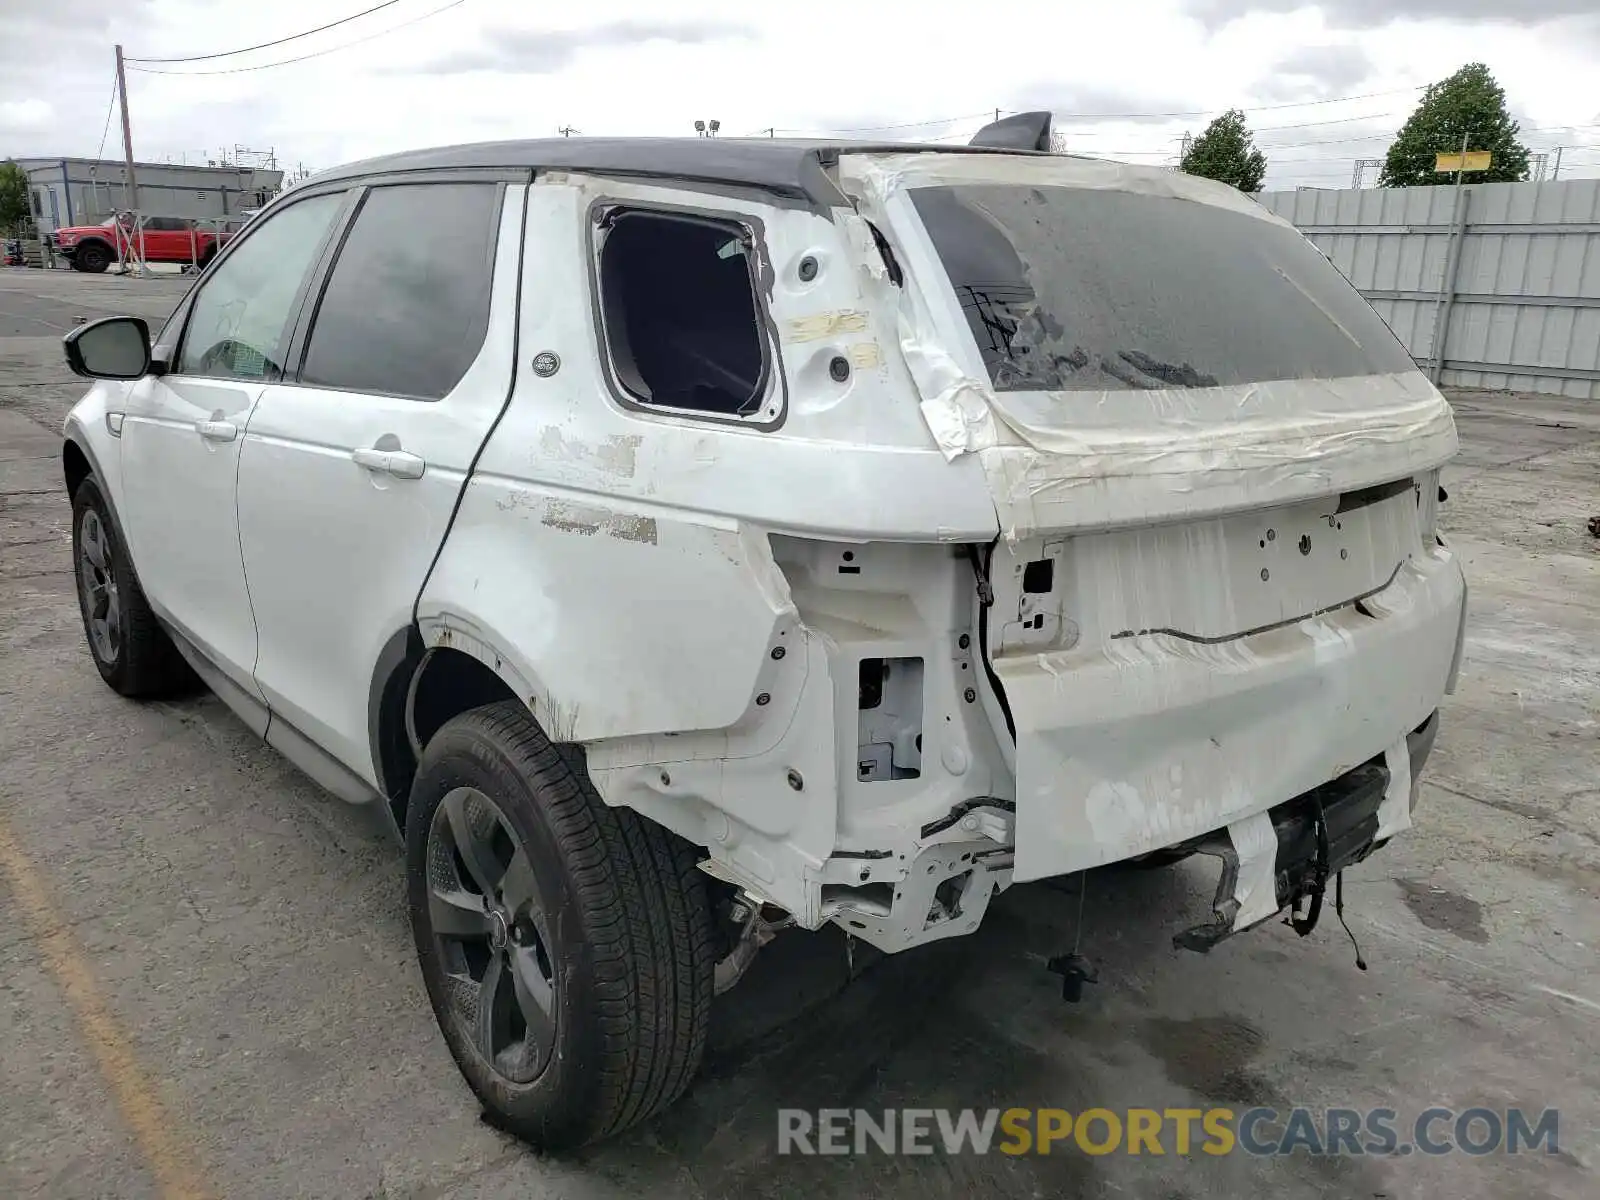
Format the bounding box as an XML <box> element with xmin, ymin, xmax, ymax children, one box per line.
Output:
<box><xmin>73</xmin><ymin>236</ymin><xmax>116</xmax><ymax>262</ymax></box>
<box><xmin>62</xmin><ymin>429</ymin><xmax>142</xmax><ymax>590</ymax></box>
<box><xmin>63</xmin><ymin>437</ymin><xmax>93</xmax><ymax>499</ymax></box>
<box><xmin>369</xmin><ymin>626</ymin><xmax>530</xmax><ymax>829</ymax></box>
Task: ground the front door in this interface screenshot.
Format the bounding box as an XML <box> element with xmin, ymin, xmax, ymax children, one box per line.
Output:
<box><xmin>236</xmin><ymin>180</ymin><xmax>519</xmax><ymax>781</ymax></box>
<box><xmin>118</xmin><ymin>189</ymin><xmax>348</xmax><ymax>705</ymax></box>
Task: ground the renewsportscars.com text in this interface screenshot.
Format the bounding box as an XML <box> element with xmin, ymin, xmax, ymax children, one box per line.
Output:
<box><xmin>777</xmin><ymin>1106</ymin><xmax>1561</xmax><ymax>1157</ymax></box>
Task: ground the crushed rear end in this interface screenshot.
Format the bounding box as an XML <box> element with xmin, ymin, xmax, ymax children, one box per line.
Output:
<box><xmin>841</xmin><ymin>150</ymin><xmax>1467</xmax><ymax>946</ymax></box>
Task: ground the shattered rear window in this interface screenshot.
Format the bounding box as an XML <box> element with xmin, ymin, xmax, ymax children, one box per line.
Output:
<box><xmin>909</xmin><ymin>184</ymin><xmax>1414</xmax><ymax>392</ymax></box>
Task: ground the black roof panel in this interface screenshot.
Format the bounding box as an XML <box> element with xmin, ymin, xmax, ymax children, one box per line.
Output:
<box><xmin>309</xmin><ymin>137</ymin><xmax>1044</xmax><ymax>205</ymax></box>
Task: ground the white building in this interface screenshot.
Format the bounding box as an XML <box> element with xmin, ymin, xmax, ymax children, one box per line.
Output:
<box><xmin>14</xmin><ymin>157</ymin><xmax>285</xmax><ymax>235</ymax></box>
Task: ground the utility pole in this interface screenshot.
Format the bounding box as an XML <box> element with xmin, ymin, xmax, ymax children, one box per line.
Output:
<box><xmin>114</xmin><ymin>44</ymin><xmax>138</xmax><ymax>214</ymax></box>
<box><xmin>1429</xmin><ymin>129</ymin><xmax>1474</xmax><ymax>387</ymax></box>
<box><xmin>558</xmin><ymin>125</ymin><xmax>579</xmax><ymax>137</ymax></box>
<box><xmin>1551</xmin><ymin>146</ymin><xmax>1563</xmax><ymax>181</ymax></box>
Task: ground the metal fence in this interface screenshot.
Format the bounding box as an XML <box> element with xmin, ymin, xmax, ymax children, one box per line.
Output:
<box><xmin>1258</xmin><ymin>178</ymin><xmax>1600</xmax><ymax>400</ymax></box>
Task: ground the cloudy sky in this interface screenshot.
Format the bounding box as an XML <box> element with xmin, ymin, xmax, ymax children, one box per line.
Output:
<box><xmin>2</xmin><ymin>0</ymin><xmax>1597</xmax><ymax>190</ymax></box>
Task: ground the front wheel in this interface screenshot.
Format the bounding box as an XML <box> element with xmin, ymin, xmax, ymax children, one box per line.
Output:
<box><xmin>74</xmin><ymin>242</ymin><xmax>111</xmax><ymax>273</ymax></box>
<box><xmin>71</xmin><ymin>477</ymin><xmax>195</xmax><ymax>697</ymax></box>
<box><xmin>406</xmin><ymin>701</ymin><xmax>714</xmax><ymax>1150</ymax></box>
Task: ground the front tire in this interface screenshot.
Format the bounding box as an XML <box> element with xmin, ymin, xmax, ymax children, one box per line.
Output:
<box><xmin>74</xmin><ymin>242</ymin><xmax>111</xmax><ymax>273</ymax></box>
<box><xmin>406</xmin><ymin>701</ymin><xmax>714</xmax><ymax>1150</ymax></box>
<box><xmin>71</xmin><ymin>477</ymin><xmax>195</xmax><ymax>697</ymax></box>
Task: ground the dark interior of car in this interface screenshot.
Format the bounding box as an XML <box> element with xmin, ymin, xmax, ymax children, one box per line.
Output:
<box><xmin>599</xmin><ymin>212</ymin><xmax>765</xmax><ymax>416</ymax></box>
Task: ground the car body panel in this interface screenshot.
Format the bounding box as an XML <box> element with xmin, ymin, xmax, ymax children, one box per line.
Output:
<box><xmin>119</xmin><ymin>372</ymin><xmax>267</xmax><ymax>703</ymax></box>
<box><xmin>1001</xmin><ymin>546</ymin><xmax>1461</xmax><ymax>881</ymax></box>
<box><xmin>236</xmin><ymin>185</ymin><xmax>528</xmax><ymax>782</ymax></box>
<box><xmin>417</xmin><ymin>176</ymin><xmax>998</xmax><ymax>746</ymax></box>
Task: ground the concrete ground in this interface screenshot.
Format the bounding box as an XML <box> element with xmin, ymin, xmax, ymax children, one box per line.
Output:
<box><xmin>0</xmin><ymin>265</ymin><xmax>1596</xmax><ymax>1199</ymax></box>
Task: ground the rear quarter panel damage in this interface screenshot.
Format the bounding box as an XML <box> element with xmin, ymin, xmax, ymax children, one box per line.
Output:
<box><xmin>420</xmin><ymin>485</ymin><xmax>800</xmax><ymax>744</ymax></box>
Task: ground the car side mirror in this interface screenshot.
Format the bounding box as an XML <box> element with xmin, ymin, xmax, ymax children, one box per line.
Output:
<box><xmin>64</xmin><ymin>316</ymin><xmax>152</xmax><ymax>381</ymax></box>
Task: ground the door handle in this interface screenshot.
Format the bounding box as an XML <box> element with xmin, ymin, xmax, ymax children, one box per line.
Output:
<box><xmin>352</xmin><ymin>447</ymin><xmax>426</xmax><ymax>480</ymax></box>
<box><xmin>197</xmin><ymin>418</ymin><xmax>237</xmax><ymax>442</ymax></box>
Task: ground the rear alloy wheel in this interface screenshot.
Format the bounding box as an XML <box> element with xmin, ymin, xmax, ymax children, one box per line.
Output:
<box><xmin>406</xmin><ymin>701</ymin><xmax>714</xmax><ymax>1150</ymax></box>
<box><xmin>427</xmin><ymin>786</ymin><xmax>559</xmax><ymax>1084</ymax></box>
<box><xmin>71</xmin><ymin>477</ymin><xmax>195</xmax><ymax>697</ymax></box>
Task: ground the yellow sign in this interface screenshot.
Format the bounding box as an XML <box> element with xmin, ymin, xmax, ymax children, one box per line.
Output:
<box><xmin>1436</xmin><ymin>150</ymin><xmax>1492</xmax><ymax>173</ymax></box>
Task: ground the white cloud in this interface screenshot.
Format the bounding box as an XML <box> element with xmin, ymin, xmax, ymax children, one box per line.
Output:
<box><xmin>0</xmin><ymin>0</ymin><xmax>1595</xmax><ymax>187</ymax></box>
<box><xmin>0</xmin><ymin>98</ymin><xmax>54</xmax><ymax>132</ymax></box>
<box><xmin>1188</xmin><ymin>0</ymin><xmax>1596</xmax><ymax>30</ymax></box>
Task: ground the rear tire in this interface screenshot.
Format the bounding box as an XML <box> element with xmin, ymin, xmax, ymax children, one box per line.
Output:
<box><xmin>71</xmin><ymin>477</ymin><xmax>195</xmax><ymax>698</ymax></box>
<box><xmin>406</xmin><ymin>701</ymin><xmax>714</xmax><ymax>1150</ymax></box>
<box><xmin>74</xmin><ymin>242</ymin><xmax>111</xmax><ymax>273</ymax></box>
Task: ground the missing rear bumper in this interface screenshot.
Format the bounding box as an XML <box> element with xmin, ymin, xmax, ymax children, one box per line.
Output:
<box><xmin>1174</xmin><ymin>710</ymin><xmax>1440</xmax><ymax>953</ymax></box>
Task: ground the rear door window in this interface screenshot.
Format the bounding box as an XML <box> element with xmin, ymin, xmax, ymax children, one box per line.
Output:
<box><xmin>909</xmin><ymin>185</ymin><xmax>1415</xmax><ymax>392</ymax></box>
<box><xmin>297</xmin><ymin>182</ymin><xmax>501</xmax><ymax>401</ymax></box>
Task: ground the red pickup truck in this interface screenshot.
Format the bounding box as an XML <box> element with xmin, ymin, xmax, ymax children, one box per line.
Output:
<box><xmin>52</xmin><ymin>214</ymin><xmax>237</xmax><ymax>273</ymax></box>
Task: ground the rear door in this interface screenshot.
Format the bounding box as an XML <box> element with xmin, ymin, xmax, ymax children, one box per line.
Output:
<box><xmin>234</xmin><ymin>178</ymin><xmax>522</xmax><ymax>782</ymax></box>
<box><xmin>139</xmin><ymin>217</ymin><xmax>183</xmax><ymax>263</ymax></box>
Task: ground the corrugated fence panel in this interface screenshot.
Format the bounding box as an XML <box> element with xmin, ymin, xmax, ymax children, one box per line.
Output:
<box><xmin>1258</xmin><ymin>178</ymin><xmax>1600</xmax><ymax>399</ymax></box>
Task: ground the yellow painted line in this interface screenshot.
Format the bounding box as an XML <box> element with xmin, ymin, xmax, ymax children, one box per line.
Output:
<box><xmin>0</xmin><ymin>814</ymin><xmax>213</xmax><ymax>1200</ymax></box>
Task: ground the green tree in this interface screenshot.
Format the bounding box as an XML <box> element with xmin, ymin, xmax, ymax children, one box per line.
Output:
<box><xmin>0</xmin><ymin>161</ymin><xmax>30</xmax><ymax>234</ymax></box>
<box><xmin>1180</xmin><ymin>110</ymin><xmax>1267</xmax><ymax>192</ymax></box>
<box><xmin>1380</xmin><ymin>63</ymin><xmax>1530</xmax><ymax>187</ymax></box>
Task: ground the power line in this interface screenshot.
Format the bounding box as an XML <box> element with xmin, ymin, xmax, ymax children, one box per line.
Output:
<box><xmin>1241</xmin><ymin>110</ymin><xmax>1398</xmax><ymax>133</ymax></box>
<box><xmin>1068</xmin><ymin>116</ymin><xmax>1600</xmax><ymax>161</ymax></box>
<box><xmin>1065</xmin><ymin>113</ymin><xmax>1401</xmax><ymax>145</ymax></box>
<box><xmin>125</xmin><ymin>0</ymin><xmax>409</xmax><ymax>63</ymax></box>
<box><xmin>1049</xmin><ymin>86</ymin><xmax>1424</xmax><ymax>121</ymax></box>
<box><xmin>768</xmin><ymin>110</ymin><xmax>995</xmax><ymax>135</ymax></box>
<box><xmin>127</xmin><ymin>0</ymin><xmax>465</xmax><ymax>76</ymax></box>
<box><xmin>774</xmin><ymin>88</ymin><xmax>1429</xmax><ymax>140</ymax></box>
<box><xmin>94</xmin><ymin>73</ymin><xmax>118</xmax><ymax>162</ymax></box>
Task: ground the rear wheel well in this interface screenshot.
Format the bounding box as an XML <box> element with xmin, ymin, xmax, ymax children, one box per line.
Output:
<box><xmin>374</xmin><ymin>641</ymin><xmax>523</xmax><ymax>828</ymax></box>
<box><xmin>63</xmin><ymin>440</ymin><xmax>92</xmax><ymax>500</ymax></box>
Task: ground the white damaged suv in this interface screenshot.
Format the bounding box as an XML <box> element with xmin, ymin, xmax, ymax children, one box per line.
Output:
<box><xmin>60</xmin><ymin>114</ymin><xmax>1467</xmax><ymax>1147</ymax></box>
